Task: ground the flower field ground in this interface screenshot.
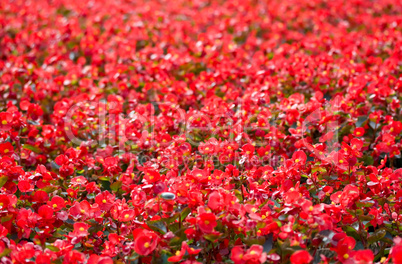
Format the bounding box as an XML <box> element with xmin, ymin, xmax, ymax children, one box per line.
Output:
<box><xmin>1</xmin><ymin>0</ymin><xmax>402</xmax><ymax>263</ymax></box>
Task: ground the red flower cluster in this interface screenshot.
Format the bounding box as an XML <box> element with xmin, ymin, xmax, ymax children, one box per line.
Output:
<box><xmin>0</xmin><ymin>0</ymin><xmax>402</xmax><ymax>263</ymax></box>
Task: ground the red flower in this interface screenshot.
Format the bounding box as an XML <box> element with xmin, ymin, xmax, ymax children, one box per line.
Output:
<box><xmin>331</xmin><ymin>235</ymin><xmax>356</xmax><ymax>262</ymax></box>
<box><xmin>87</xmin><ymin>255</ymin><xmax>113</xmax><ymax>264</ymax></box>
<box><xmin>33</xmin><ymin>191</ymin><xmax>49</xmax><ymax>203</ymax></box>
<box><xmin>196</xmin><ymin>213</ymin><xmax>217</xmax><ymax>233</ymax></box>
<box><xmin>102</xmin><ymin>157</ymin><xmax>122</xmax><ymax>176</ymax></box>
<box><xmin>0</xmin><ymin>195</ymin><xmax>10</xmax><ymax>210</ymax></box>
<box><xmin>63</xmin><ymin>250</ymin><xmax>85</xmax><ymax>264</ymax></box>
<box><xmin>70</xmin><ymin>176</ymin><xmax>88</xmax><ymax>186</ymax></box>
<box><xmin>339</xmin><ymin>185</ymin><xmax>360</xmax><ymax>207</ymax></box>
<box><xmin>290</xmin><ymin>250</ymin><xmax>313</xmax><ymax>264</ymax></box>
<box><xmin>241</xmin><ymin>143</ymin><xmax>255</xmax><ymax>157</ymax></box>
<box><xmin>133</xmin><ymin>229</ymin><xmax>159</xmax><ymax>256</ymax></box>
<box><xmin>72</xmin><ymin>222</ymin><xmax>90</xmax><ymax>237</ymax></box>
<box><xmin>191</xmin><ymin>168</ymin><xmax>208</xmax><ymax>183</ymax></box>
<box><xmin>143</xmin><ymin>168</ymin><xmax>161</xmax><ymax>183</ymax></box>
<box><xmin>0</xmin><ymin>112</ymin><xmax>12</xmax><ymax>131</ymax></box>
<box><xmin>208</xmin><ymin>191</ymin><xmax>223</xmax><ymax>211</ymax></box>
<box><xmin>391</xmin><ymin>237</ymin><xmax>402</xmax><ymax>264</ymax></box>
<box><xmin>167</xmin><ymin>241</ymin><xmax>201</xmax><ymax>262</ymax></box>
<box><xmin>1</xmin><ymin>0</ymin><xmax>402</xmax><ymax>262</ymax></box>
<box><xmin>69</xmin><ymin>200</ymin><xmax>99</xmax><ymax>219</ymax></box>
<box><xmin>292</xmin><ymin>151</ymin><xmax>307</xmax><ymax>165</ymax></box>
<box><xmin>354</xmin><ymin>127</ymin><xmax>365</xmax><ymax>137</ymax></box>
<box><xmin>243</xmin><ymin>245</ymin><xmax>267</xmax><ymax>263</ymax></box>
<box><xmin>0</xmin><ymin>142</ymin><xmax>14</xmax><ymax>156</ymax></box>
<box><xmin>95</xmin><ymin>191</ymin><xmax>115</xmax><ymax>211</ymax></box>
<box><xmin>18</xmin><ymin>180</ymin><xmax>34</xmax><ymax>193</ymax></box>
<box><xmin>119</xmin><ymin>209</ymin><xmax>136</xmax><ymax>222</ymax></box>
<box><xmin>231</xmin><ymin>246</ymin><xmax>246</xmax><ymax>264</ymax></box>
<box><xmin>168</xmin><ymin>247</ymin><xmax>186</xmax><ymax>263</ymax></box>
<box><xmin>48</xmin><ymin>196</ymin><xmax>65</xmax><ymax>212</ymax></box>
<box><xmin>38</xmin><ymin>205</ymin><xmax>53</xmax><ymax>220</ymax></box>
<box><xmin>354</xmin><ymin>250</ymin><xmax>374</xmax><ymax>264</ymax></box>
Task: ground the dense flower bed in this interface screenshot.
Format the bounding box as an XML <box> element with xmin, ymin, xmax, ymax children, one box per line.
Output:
<box><xmin>1</xmin><ymin>0</ymin><xmax>402</xmax><ymax>263</ymax></box>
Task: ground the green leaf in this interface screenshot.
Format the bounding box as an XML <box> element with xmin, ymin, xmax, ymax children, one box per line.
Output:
<box><xmin>243</xmin><ymin>236</ymin><xmax>265</xmax><ymax>246</ymax></box>
<box><xmin>0</xmin><ymin>249</ymin><xmax>10</xmax><ymax>257</ymax></box>
<box><xmin>163</xmin><ymin>213</ymin><xmax>180</xmax><ymax>225</ymax></box>
<box><xmin>354</xmin><ymin>241</ymin><xmax>365</xmax><ymax>250</ymax></box>
<box><xmin>1</xmin><ymin>214</ymin><xmax>13</xmax><ymax>223</ymax></box>
<box><xmin>0</xmin><ymin>177</ymin><xmax>8</xmax><ymax>188</ymax></box>
<box><xmin>46</xmin><ymin>245</ymin><xmax>60</xmax><ymax>252</ymax></box>
<box><xmin>361</xmin><ymin>156</ymin><xmax>374</xmax><ymax>166</ymax></box>
<box><xmin>263</xmin><ymin>233</ymin><xmax>273</xmax><ymax>253</ymax></box>
<box><xmin>368</xmin><ymin>229</ymin><xmax>386</xmax><ymax>245</ymax></box>
<box><xmin>147</xmin><ymin>220</ymin><xmax>167</xmax><ymax>234</ymax></box>
<box><xmin>312</xmin><ymin>167</ymin><xmax>327</xmax><ymax>173</ymax></box>
<box><xmin>50</xmin><ymin>161</ymin><xmax>61</xmax><ymax>170</ymax></box>
<box><xmin>204</xmin><ymin>233</ymin><xmax>221</xmax><ymax>242</ymax></box>
<box><xmin>380</xmin><ymin>237</ymin><xmax>393</xmax><ymax>245</ymax></box>
<box><xmin>23</xmin><ymin>144</ymin><xmax>42</xmax><ymax>154</ymax></box>
<box><xmin>100</xmin><ymin>180</ymin><xmax>111</xmax><ymax>191</ymax></box>
<box><xmin>343</xmin><ymin>226</ymin><xmax>360</xmax><ymax>241</ymax></box>
<box><xmin>169</xmin><ymin>236</ymin><xmax>184</xmax><ymax>246</ymax></box>
<box><xmin>98</xmin><ymin>177</ymin><xmax>110</xmax><ymax>181</ymax></box>
<box><xmin>356</xmin><ymin>200</ymin><xmax>375</xmax><ymax>208</ymax></box>
<box><xmin>41</xmin><ymin>186</ymin><xmax>58</xmax><ymax>193</ymax></box>
<box><xmin>169</xmin><ymin>222</ymin><xmax>181</xmax><ymax>233</ymax></box>
<box><xmin>159</xmin><ymin>251</ymin><xmax>170</xmax><ymax>264</ymax></box>
<box><xmin>259</xmin><ymin>199</ymin><xmax>269</xmax><ymax>209</ymax></box>
<box><xmin>355</xmin><ymin>209</ymin><xmax>364</xmax><ymax>215</ymax></box>
<box><xmin>110</xmin><ymin>181</ymin><xmax>122</xmax><ymax>192</ymax></box>
<box><xmin>234</xmin><ymin>189</ymin><xmax>243</xmax><ymax>202</ymax></box>
<box><xmin>180</xmin><ymin>207</ymin><xmax>191</xmax><ymax>221</ymax></box>
<box><xmin>358</xmin><ymin>214</ymin><xmax>375</xmax><ymax>221</ymax></box>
